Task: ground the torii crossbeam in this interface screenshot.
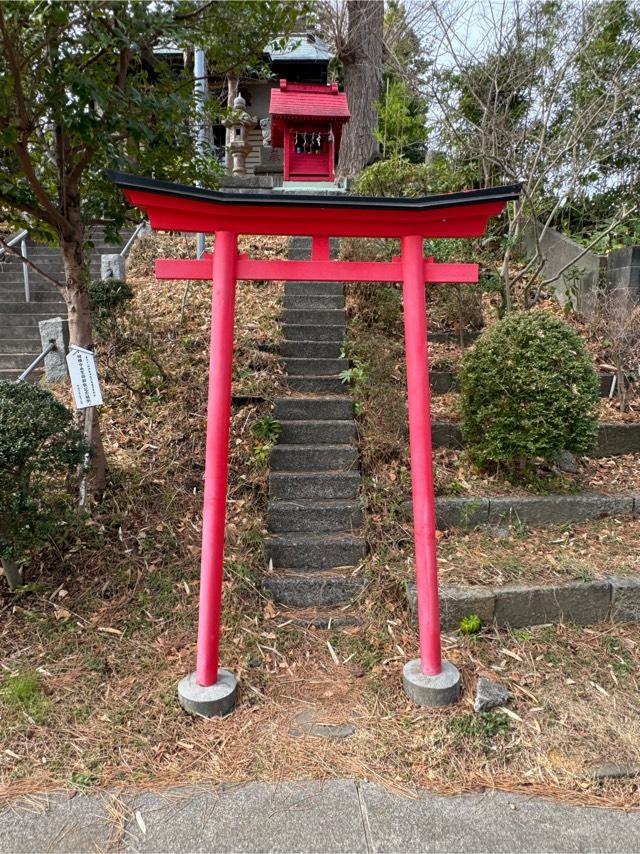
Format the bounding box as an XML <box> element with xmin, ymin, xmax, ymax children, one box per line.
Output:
<box><xmin>111</xmin><ymin>172</ymin><xmax>521</xmax><ymax>714</ymax></box>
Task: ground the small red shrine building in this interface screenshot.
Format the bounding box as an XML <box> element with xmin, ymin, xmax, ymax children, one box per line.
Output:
<box><xmin>269</xmin><ymin>80</ymin><xmax>350</xmax><ymax>182</ymax></box>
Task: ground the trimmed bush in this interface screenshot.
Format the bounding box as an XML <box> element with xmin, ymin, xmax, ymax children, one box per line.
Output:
<box><xmin>0</xmin><ymin>381</ymin><xmax>85</xmax><ymax>587</ymax></box>
<box><xmin>87</xmin><ymin>278</ymin><xmax>133</xmax><ymax>321</ymax></box>
<box><xmin>460</xmin><ymin>311</ymin><xmax>599</xmax><ymax>469</ymax></box>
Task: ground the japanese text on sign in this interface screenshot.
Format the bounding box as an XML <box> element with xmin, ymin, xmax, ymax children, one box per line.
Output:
<box><xmin>66</xmin><ymin>346</ymin><xmax>103</xmax><ymax>409</ymax></box>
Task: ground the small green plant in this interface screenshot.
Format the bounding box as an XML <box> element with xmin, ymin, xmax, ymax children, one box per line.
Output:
<box><xmin>339</xmin><ymin>362</ymin><xmax>367</xmax><ymax>386</ymax></box>
<box><xmin>251</xmin><ymin>415</ymin><xmax>281</xmax><ymax>442</ymax></box>
<box><xmin>459</xmin><ymin>614</ymin><xmax>482</xmax><ymax>635</ymax></box>
<box><xmin>251</xmin><ymin>442</ymin><xmax>272</xmax><ymax>466</ymax></box>
<box><xmin>460</xmin><ymin>311</ymin><xmax>599</xmax><ymax>472</ymax></box>
<box><xmin>1</xmin><ymin>672</ymin><xmax>48</xmax><ymax>723</ymax></box>
<box><xmin>447</xmin><ymin>711</ymin><xmax>511</xmax><ymax>740</ymax></box>
<box><xmin>70</xmin><ymin>771</ymin><xmax>98</xmax><ymax>793</ymax></box>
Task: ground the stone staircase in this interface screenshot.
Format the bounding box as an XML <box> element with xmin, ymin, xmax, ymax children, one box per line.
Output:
<box><xmin>263</xmin><ymin>237</ymin><xmax>368</xmax><ymax>610</ymax></box>
<box><xmin>0</xmin><ymin>228</ymin><xmax>132</xmax><ymax>380</ymax></box>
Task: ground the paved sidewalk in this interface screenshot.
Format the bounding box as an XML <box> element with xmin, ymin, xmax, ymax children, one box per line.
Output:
<box><xmin>1</xmin><ymin>778</ymin><xmax>638</xmax><ymax>853</ymax></box>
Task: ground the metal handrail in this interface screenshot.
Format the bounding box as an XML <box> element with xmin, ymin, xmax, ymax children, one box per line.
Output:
<box><xmin>119</xmin><ymin>220</ymin><xmax>147</xmax><ymax>258</ymax></box>
<box><xmin>0</xmin><ymin>228</ymin><xmax>30</xmax><ymax>302</ymax></box>
<box><xmin>16</xmin><ymin>342</ymin><xmax>56</xmax><ymax>383</ymax></box>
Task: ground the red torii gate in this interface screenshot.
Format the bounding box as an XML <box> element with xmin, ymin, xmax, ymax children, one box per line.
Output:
<box><xmin>111</xmin><ymin>172</ymin><xmax>521</xmax><ymax>715</ymax></box>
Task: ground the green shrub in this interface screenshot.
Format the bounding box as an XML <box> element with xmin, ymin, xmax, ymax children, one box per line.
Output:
<box><xmin>0</xmin><ymin>382</ymin><xmax>85</xmax><ymax>586</ymax></box>
<box><xmin>87</xmin><ymin>278</ymin><xmax>133</xmax><ymax>321</ymax></box>
<box><xmin>460</xmin><ymin>311</ymin><xmax>599</xmax><ymax>469</ymax></box>
<box><xmin>353</xmin><ymin>156</ymin><xmax>457</xmax><ymax>198</ymax></box>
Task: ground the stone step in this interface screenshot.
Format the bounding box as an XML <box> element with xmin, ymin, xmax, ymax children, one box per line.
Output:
<box><xmin>270</xmin><ymin>444</ymin><xmax>358</xmax><ymax>472</ymax></box>
<box><xmin>283</xmin><ymin>294</ymin><xmax>345</xmax><ymax>311</ymax></box>
<box><xmin>264</xmin><ymin>533</ymin><xmax>367</xmax><ymax>570</ymax></box>
<box><xmin>0</xmin><ymin>288</ymin><xmax>63</xmax><ymax>300</ymax></box>
<box><xmin>275</xmin><ymin>397</ymin><xmax>353</xmax><ymax>421</ymax></box>
<box><xmin>263</xmin><ymin>571</ymin><xmax>368</xmax><ymax>607</ymax></box>
<box><xmin>267</xmin><ymin>499</ymin><xmax>363</xmax><ymax>532</ymax></box>
<box><xmin>0</xmin><ymin>302</ymin><xmax>65</xmax><ymax>314</ymax></box>
<box><xmin>280</xmin><ymin>340</ymin><xmax>343</xmax><ymax>359</ymax></box>
<box><xmin>285</xmin><ymin>281</ymin><xmax>344</xmax><ymax>296</ymax></box>
<box><xmin>270</xmin><ymin>471</ymin><xmax>360</xmax><ymax>500</ymax></box>
<box><xmin>0</xmin><ymin>353</ymin><xmax>41</xmax><ymax>370</ymax></box>
<box><xmin>283</xmin><ymin>324</ymin><xmax>344</xmax><ymax>342</ymax></box>
<box><xmin>0</xmin><ymin>324</ymin><xmax>45</xmax><ymax>338</ymax></box>
<box><xmin>286</xmin><ymin>376</ymin><xmax>346</xmax><ymax>394</ymax></box>
<box><xmin>284</xmin><ymin>357</ymin><xmax>348</xmax><ymax>376</ymax></box>
<box><xmin>2</xmin><ymin>313</ymin><xmax>65</xmax><ymax>328</ymax></box>
<box><xmin>282</xmin><ymin>309</ymin><xmax>345</xmax><ymax>326</ymax></box>
<box><xmin>0</xmin><ymin>368</ymin><xmax>39</xmax><ymax>382</ymax></box>
<box><xmin>0</xmin><ymin>339</ymin><xmax>40</xmax><ymax>354</ymax></box>
<box><xmin>279</xmin><ymin>419</ymin><xmax>356</xmax><ymax>445</ymax></box>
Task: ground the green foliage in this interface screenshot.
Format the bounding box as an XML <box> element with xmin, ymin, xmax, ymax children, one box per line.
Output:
<box><xmin>459</xmin><ymin>614</ymin><xmax>482</xmax><ymax>635</ymax></box>
<box><xmin>460</xmin><ymin>312</ymin><xmax>599</xmax><ymax>469</ymax></box>
<box><xmin>447</xmin><ymin>711</ymin><xmax>511</xmax><ymax>740</ymax></box>
<box><xmin>1</xmin><ymin>672</ymin><xmax>48</xmax><ymax>723</ymax></box>
<box><xmin>0</xmin><ymin>1</ymin><xmax>305</xmax><ymax>246</ymax></box>
<box><xmin>251</xmin><ymin>415</ymin><xmax>281</xmax><ymax>443</ymax></box>
<box><xmin>87</xmin><ymin>279</ymin><xmax>133</xmax><ymax>321</ymax></box>
<box><xmin>0</xmin><ymin>381</ymin><xmax>85</xmax><ymax>564</ymax></box>
<box><xmin>354</xmin><ymin>157</ymin><xmax>458</xmax><ymax>198</ymax></box>
<box><xmin>376</xmin><ymin>79</ymin><xmax>429</xmax><ymax>162</ymax></box>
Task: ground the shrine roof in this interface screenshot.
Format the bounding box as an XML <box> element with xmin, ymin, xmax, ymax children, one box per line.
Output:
<box><xmin>109</xmin><ymin>172</ymin><xmax>522</xmax><ymax>239</ymax></box>
<box><xmin>269</xmin><ymin>83</ymin><xmax>350</xmax><ymax>121</ymax></box>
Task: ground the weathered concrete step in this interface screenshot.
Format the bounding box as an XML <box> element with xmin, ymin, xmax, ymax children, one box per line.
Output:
<box><xmin>406</xmin><ymin>577</ymin><xmax>639</xmax><ymax>629</ymax></box>
<box><xmin>285</xmin><ymin>281</ymin><xmax>344</xmax><ymax>296</ymax></box>
<box><xmin>270</xmin><ymin>471</ymin><xmax>360</xmax><ymax>500</ymax></box>
<box><xmin>0</xmin><ymin>353</ymin><xmax>40</xmax><ymax>370</ymax></box>
<box><xmin>404</xmin><ymin>492</ymin><xmax>638</xmax><ymax>530</ymax></box>
<box><xmin>0</xmin><ymin>324</ymin><xmax>46</xmax><ymax>338</ymax></box>
<box><xmin>280</xmin><ymin>340</ymin><xmax>343</xmax><ymax>359</ymax></box>
<box><xmin>283</xmin><ymin>294</ymin><xmax>344</xmax><ymax>311</ymax></box>
<box><xmin>0</xmin><ymin>288</ymin><xmax>63</xmax><ymax>300</ymax></box>
<box><xmin>284</xmin><ymin>358</ymin><xmax>348</xmax><ymax>376</ymax></box>
<box><xmin>431</xmin><ymin>419</ymin><xmax>640</xmax><ymax>458</ymax></box>
<box><xmin>283</xmin><ymin>324</ymin><xmax>344</xmax><ymax>342</ymax></box>
<box><xmin>0</xmin><ymin>339</ymin><xmax>42</xmax><ymax>354</ymax></box>
<box><xmin>282</xmin><ymin>309</ymin><xmax>345</xmax><ymax>326</ymax></box>
<box><xmin>267</xmin><ymin>499</ymin><xmax>363</xmax><ymax>532</ymax></box>
<box><xmin>286</xmin><ymin>376</ymin><xmax>346</xmax><ymax>394</ymax></box>
<box><xmin>263</xmin><ymin>571</ymin><xmax>368</xmax><ymax>607</ymax></box>
<box><xmin>279</xmin><ymin>419</ymin><xmax>356</xmax><ymax>445</ymax></box>
<box><xmin>270</xmin><ymin>444</ymin><xmax>358</xmax><ymax>472</ymax></box>
<box><xmin>264</xmin><ymin>533</ymin><xmax>367</xmax><ymax>570</ymax></box>
<box><xmin>3</xmin><ymin>314</ymin><xmax>65</xmax><ymax>329</ymax></box>
<box><xmin>0</xmin><ymin>368</ymin><xmax>39</xmax><ymax>381</ymax></box>
<box><xmin>275</xmin><ymin>397</ymin><xmax>353</xmax><ymax>421</ymax></box>
<box><xmin>0</xmin><ymin>302</ymin><xmax>65</xmax><ymax>314</ymax></box>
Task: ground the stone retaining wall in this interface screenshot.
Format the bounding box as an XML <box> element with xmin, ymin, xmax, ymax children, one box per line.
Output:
<box><xmin>430</xmin><ymin>420</ymin><xmax>640</xmax><ymax>457</ymax></box>
<box><xmin>404</xmin><ymin>492</ymin><xmax>639</xmax><ymax>529</ymax></box>
<box><xmin>407</xmin><ymin>577</ymin><xmax>640</xmax><ymax>629</ymax></box>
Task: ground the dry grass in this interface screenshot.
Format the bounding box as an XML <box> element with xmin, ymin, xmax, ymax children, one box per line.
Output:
<box><xmin>2</xmin><ymin>233</ymin><xmax>640</xmax><ymax>809</ymax></box>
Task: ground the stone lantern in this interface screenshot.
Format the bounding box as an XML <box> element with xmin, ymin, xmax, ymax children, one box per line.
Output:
<box><xmin>222</xmin><ymin>93</ymin><xmax>257</xmax><ymax>177</ymax></box>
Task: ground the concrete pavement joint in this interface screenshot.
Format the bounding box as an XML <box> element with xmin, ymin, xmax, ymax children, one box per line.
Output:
<box><xmin>355</xmin><ymin>781</ymin><xmax>373</xmax><ymax>854</ymax></box>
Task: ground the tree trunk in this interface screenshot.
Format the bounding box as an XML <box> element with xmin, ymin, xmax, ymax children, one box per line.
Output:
<box><xmin>337</xmin><ymin>0</ymin><xmax>384</xmax><ymax>179</ymax></box>
<box><xmin>59</xmin><ymin>230</ymin><xmax>107</xmax><ymax>500</ymax></box>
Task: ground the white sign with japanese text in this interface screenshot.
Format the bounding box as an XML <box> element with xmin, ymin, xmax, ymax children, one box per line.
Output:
<box><xmin>66</xmin><ymin>346</ymin><xmax>103</xmax><ymax>409</ymax></box>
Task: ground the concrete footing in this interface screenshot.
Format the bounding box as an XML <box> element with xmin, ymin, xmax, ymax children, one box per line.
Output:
<box><xmin>402</xmin><ymin>659</ymin><xmax>462</xmax><ymax>707</ymax></box>
<box><xmin>177</xmin><ymin>669</ymin><xmax>238</xmax><ymax>717</ymax></box>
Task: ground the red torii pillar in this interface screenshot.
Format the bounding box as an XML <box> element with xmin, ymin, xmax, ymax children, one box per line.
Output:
<box><xmin>111</xmin><ymin>172</ymin><xmax>520</xmax><ymax>715</ymax></box>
